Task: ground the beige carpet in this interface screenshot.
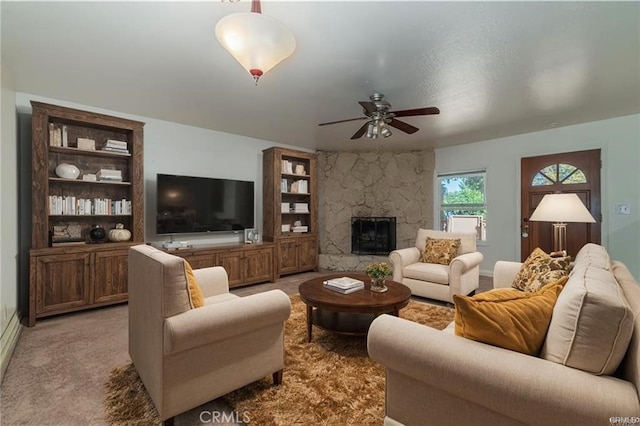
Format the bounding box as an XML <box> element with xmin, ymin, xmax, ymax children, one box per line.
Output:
<box><xmin>104</xmin><ymin>295</ymin><xmax>455</xmax><ymax>425</ymax></box>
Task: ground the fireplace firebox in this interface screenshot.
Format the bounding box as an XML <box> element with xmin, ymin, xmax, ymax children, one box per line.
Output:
<box><xmin>351</xmin><ymin>217</ymin><xmax>396</xmax><ymax>255</ymax></box>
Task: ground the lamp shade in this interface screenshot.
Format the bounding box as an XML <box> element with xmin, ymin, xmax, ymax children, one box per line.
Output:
<box><xmin>529</xmin><ymin>193</ymin><xmax>596</xmax><ymax>223</ymax></box>
<box><xmin>215</xmin><ymin>12</ymin><xmax>296</xmax><ymax>83</ymax></box>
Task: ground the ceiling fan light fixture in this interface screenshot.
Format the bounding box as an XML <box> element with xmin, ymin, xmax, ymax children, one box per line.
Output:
<box><xmin>366</xmin><ymin>122</ymin><xmax>377</xmax><ymax>139</ymax></box>
<box><xmin>380</xmin><ymin>123</ymin><xmax>392</xmax><ymax>138</ymax></box>
<box><xmin>215</xmin><ymin>0</ymin><xmax>296</xmax><ymax>84</ymax></box>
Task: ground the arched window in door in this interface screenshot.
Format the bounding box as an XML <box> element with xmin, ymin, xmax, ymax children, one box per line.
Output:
<box><xmin>531</xmin><ymin>163</ymin><xmax>587</xmax><ymax>186</ymax></box>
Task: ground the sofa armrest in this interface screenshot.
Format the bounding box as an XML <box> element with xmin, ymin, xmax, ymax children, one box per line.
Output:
<box><xmin>389</xmin><ymin>247</ymin><xmax>421</xmax><ymax>281</ymax></box>
<box><xmin>450</xmin><ymin>252</ymin><xmax>483</xmax><ymax>275</ymax></box>
<box><xmin>493</xmin><ymin>260</ymin><xmax>522</xmax><ymax>288</ymax></box>
<box><xmin>192</xmin><ymin>266</ymin><xmax>230</xmax><ymax>297</ymax></box>
<box><xmin>163</xmin><ymin>289</ymin><xmax>291</xmax><ymax>354</ymax></box>
<box><xmin>368</xmin><ymin>315</ymin><xmax>640</xmax><ymax>425</ymax></box>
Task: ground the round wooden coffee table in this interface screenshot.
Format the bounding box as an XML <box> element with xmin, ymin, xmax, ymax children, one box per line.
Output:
<box><xmin>298</xmin><ymin>273</ymin><xmax>411</xmax><ymax>342</ymax></box>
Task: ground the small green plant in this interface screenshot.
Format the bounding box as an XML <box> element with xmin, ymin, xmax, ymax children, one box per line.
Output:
<box><xmin>366</xmin><ymin>262</ymin><xmax>393</xmax><ymax>279</ymax></box>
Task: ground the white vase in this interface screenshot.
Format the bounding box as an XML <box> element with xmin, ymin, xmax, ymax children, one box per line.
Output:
<box><xmin>55</xmin><ymin>163</ymin><xmax>80</xmax><ymax>179</ymax></box>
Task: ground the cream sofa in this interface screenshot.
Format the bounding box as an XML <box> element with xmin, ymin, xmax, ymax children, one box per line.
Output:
<box><xmin>389</xmin><ymin>229</ymin><xmax>483</xmax><ymax>303</ymax></box>
<box><xmin>369</xmin><ymin>244</ymin><xmax>640</xmax><ymax>425</ymax></box>
<box><xmin>128</xmin><ymin>244</ymin><xmax>291</xmax><ymax>423</ymax></box>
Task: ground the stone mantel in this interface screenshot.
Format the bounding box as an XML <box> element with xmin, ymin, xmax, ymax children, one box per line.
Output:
<box><xmin>317</xmin><ymin>150</ymin><xmax>435</xmax><ymax>271</ymax></box>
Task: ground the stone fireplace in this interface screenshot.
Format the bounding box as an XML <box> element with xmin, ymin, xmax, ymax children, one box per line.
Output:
<box><xmin>351</xmin><ymin>217</ymin><xmax>396</xmax><ymax>255</ymax></box>
<box><xmin>316</xmin><ymin>150</ymin><xmax>435</xmax><ymax>272</ymax></box>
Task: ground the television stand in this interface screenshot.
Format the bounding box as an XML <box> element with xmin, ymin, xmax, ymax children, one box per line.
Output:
<box><xmin>162</xmin><ymin>242</ymin><xmax>276</xmax><ymax>287</ymax></box>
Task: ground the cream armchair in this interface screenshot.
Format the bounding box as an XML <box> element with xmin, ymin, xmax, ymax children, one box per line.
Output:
<box><xmin>128</xmin><ymin>244</ymin><xmax>291</xmax><ymax>425</ymax></box>
<box><xmin>389</xmin><ymin>229</ymin><xmax>483</xmax><ymax>303</ymax></box>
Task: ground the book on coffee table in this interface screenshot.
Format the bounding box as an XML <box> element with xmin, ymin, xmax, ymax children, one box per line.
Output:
<box><xmin>323</xmin><ymin>277</ymin><xmax>365</xmax><ymax>294</ymax></box>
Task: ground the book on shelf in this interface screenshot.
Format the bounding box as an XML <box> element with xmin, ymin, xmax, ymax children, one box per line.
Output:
<box><xmin>323</xmin><ymin>277</ymin><xmax>365</xmax><ymax>294</ymax></box>
<box><xmin>290</xmin><ymin>179</ymin><xmax>308</xmax><ymax>194</ymax></box>
<box><xmin>281</xmin><ymin>202</ymin><xmax>290</xmax><ymax>213</ymax></box>
<box><xmin>292</xmin><ymin>225</ymin><xmax>308</xmax><ymax>232</ymax></box>
<box><xmin>96</xmin><ymin>169</ymin><xmax>123</xmax><ymax>182</ymax></box>
<box><xmin>51</xmin><ymin>240</ymin><xmax>86</xmax><ymax>247</ymax></box>
<box><xmin>105</xmin><ymin>139</ymin><xmax>128</xmax><ymax>149</ymax></box>
<box><xmin>49</xmin><ymin>123</ymin><xmax>62</xmax><ymax>147</ymax></box>
<box><xmin>77</xmin><ymin>138</ymin><xmax>96</xmax><ymax>150</ymax></box>
<box><xmin>293</xmin><ymin>202</ymin><xmax>309</xmax><ymax>213</ymax></box>
<box><xmin>48</xmin><ymin>195</ymin><xmax>131</xmax><ymax>215</ymax></box>
<box><xmin>282</xmin><ymin>159</ymin><xmax>294</xmax><ymax>174</ymax></box>
<box><xmin>62</xmin><ymin>125</ymin><xmax>68</xmax><ymax>147</ymax></box>
<box><xmin>102</xmin><ymin>146</ymin><xmax>130</xmax><ymax>154</ymax></box>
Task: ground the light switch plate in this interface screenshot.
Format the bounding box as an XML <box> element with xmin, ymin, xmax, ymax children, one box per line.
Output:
<box><xmin>615</xmin><ymin>203</ymin><xmax>631</xmax><ymax>215</ymax></box>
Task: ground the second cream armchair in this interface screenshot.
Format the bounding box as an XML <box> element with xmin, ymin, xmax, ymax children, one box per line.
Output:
<box><xmin>389</xmin><ymin>229</ymin><xmax>483</xmax><ymax>303</ymax></box>
<box><xmin>128</xmin><ymin>244</ymin><xmax>291</xmax><ymax>424</ymax></box>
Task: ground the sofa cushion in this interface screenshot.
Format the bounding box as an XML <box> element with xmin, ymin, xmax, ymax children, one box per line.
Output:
<box><xmin>571</xmin><ymin>243</ymin><xmax>611</xmax><ymax>273</ymax></box>
<box><xmin>512</xmin><ymin>247</ymin><xmax>571</xmax><ymax>292</ymax></box>
<box><xmin>454</xmin><ymin>277</ymin><xmax>567</xmax><ymax>355</ymax></box>
<box><xmin>403</xmin><ymin>262</ymin><xmax>450</xmax><ymax>285</ymax></box>
<box><xmin>420</xmin><ymin>237</ymin><xmax>461</xmax><ymax>265</ymax></box>
<box><xmin>417</xmin><ymin>229</ymin><xmax>476</xmax><ymax>254</ymax></box>
<box><xmin>184</xmin><ymin>261</ymin><xmax>204</xmax><ymax>308</ymax></box>
<box><xmin>541</xmin><ymin>265</ymin><xmax>634</xmax><ymax>375</ymax></box>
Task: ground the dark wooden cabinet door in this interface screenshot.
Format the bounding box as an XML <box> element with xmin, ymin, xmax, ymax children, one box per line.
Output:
<box><xmin>298</xmin><ymin>235</ymin><xmax>318</xmax><ymax>271</ymax></box>
<box><xmin>278</xmin><ymin>238</ymin><xmax>299</xmax><ymax>275</ymax></box>
<box><xmin>181</xmin><ymin>253</ymin><xmax>216</xmax><ymax>270</ymax></box>
<box><xmin>93</xmin><ymin>249</ymin><xmax>129</xmax><ymax>304</ymax></box>
<box><xmin>33</xmin><ymin>253</ymin><xmax>91</xmax><ymax>315</ymax></box>
<box><xmin>243</xmin><ymin>247</ymin><xmax>274</xmax><ymax>284</ymax></box>
<box><xmin>218</xmin><ymin>250</ymin><xmax>244</xmax><ymax>287</ymax></box>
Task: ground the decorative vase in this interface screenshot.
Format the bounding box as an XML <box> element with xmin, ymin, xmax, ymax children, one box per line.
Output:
<box><xmin>55</xmin><ymin>163</ymin><xmax>80</xmax><ymax>179</ymax></box>
<box><xmin>370</xmin><ymin>277</ymin><xmax>388</xmax><ymax>293</ymax></box>
<box><xmin>89</xmin><ymin>224</ymin><xmax>106</xmax><ymax>243</ymax></box>
<box><xmin>108</xmin><ymin>223</ymin><xmax>131</xmax><ymax>242</ymax></box>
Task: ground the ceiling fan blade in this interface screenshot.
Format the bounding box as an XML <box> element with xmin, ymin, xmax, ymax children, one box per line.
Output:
<box><xmin>358</xmin><ymin>101</ymin><xmax>378</xmax><ymax>115</ymax></box>
<box><xmin>350</xmin><ymin>122</ymin><xmax>370</xmax><ymax>139</ymax></box>
<box><xmin>392</xmin><ymin>106</ymin><xmax>440</xmax><ymax>117</ymax></box>
<box><xmin>389</xmin><ymin>118</ymin><xmax>419</xmax><ymax>134</ymax></box>
<box><xmin>318</xmin><ymin>116</ymin><xmax>367</xmax><ymax>126</ymax></box>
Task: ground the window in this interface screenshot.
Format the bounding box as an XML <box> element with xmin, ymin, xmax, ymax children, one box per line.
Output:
<box><xmin>438</xmin><ymin>170</ymin><xmax>487</xmax><ymax>240</ymax></box>
<box><xmin>532</xmin><ymin>163</ymin><xmax>587</xmax><ymax>186</ymax></box>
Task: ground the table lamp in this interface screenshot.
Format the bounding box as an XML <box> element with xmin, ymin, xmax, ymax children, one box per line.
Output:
<box><xmin>529</xmin><ymin>193</ymin><xmax>596</xmax><ymax>252</ymax></box>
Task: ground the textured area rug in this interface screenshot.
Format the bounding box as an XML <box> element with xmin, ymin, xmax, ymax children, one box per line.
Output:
<box><xmin>104</xmin><ymin>295</ymin><xmax>454</xmax><ymax>425</ymax></box>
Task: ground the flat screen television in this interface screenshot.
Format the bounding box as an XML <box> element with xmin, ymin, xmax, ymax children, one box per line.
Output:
<box><xmin>156</xmin><ymin>173</ymin><xmax>254</xmax><ymax>235</ymax></box>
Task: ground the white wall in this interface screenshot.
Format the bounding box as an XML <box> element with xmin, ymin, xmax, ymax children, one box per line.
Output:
<box><xmin>15</xmin><ymin>93</ymin><xmax>312</xmax><ymax>249</ymax></box>
<box><xmin>435</xmin><ymin>114</ymin><xmax>640</xmax><ymax>278</ymax></box>
<box><xmin>1</xmin><ymin>15</ymin><xmax>21</xmax><ymax>378</ymax></box>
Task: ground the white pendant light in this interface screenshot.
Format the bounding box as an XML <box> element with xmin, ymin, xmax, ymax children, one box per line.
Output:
<box><xmin>215</xmin><ymin>0</ymin><xmax>296</xmax><ymax>84</ymax></box>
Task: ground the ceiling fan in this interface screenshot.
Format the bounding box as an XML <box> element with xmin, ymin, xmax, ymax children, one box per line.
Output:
<box><xmin>318</xmin><ymin>93</ymin><xmax>440</xmax><ymax>140</ymax></box>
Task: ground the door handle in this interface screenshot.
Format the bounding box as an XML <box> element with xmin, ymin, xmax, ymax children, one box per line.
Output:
<box><xmin>521</xmin><ymin>217</ymin><xmax>529</xmax><ymax>238</ymax></box>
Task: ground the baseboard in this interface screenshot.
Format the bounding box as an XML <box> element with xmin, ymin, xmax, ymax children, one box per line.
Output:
<box><xmin>0</xmin><ymin>312</ymin><xmax>23</xmax><ymax>384</ymax></box>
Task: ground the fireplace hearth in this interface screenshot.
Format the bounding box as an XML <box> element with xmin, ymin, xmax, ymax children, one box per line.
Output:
<box><xmin>351</xmin><ymin>217</ymin><xmax>396</xmax><ymax>255</ymax></box>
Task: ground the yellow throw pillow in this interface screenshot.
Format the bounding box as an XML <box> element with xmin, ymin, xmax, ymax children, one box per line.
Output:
<box><xmin>513</xmin><ymin>247</ymin><xmax>571</xmax><ymax>292</ymax></box>
<box><xmin>184</xmin><ymin>261</ymin><xmax>204</xmax><ymax>308</ymax></box>
<box><xmin>454</xmin><ymin>276</ymin><xmax>568</xmax><ymax>355</ymax></box>
<box><xmin>420</xmin><ymin>237</ymin><xmax>461</xmax><ymax>265</ymax></box>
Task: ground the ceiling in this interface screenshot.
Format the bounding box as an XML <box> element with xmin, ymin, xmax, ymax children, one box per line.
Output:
<box><xmin>3</xmin><ymin>1</ymin><xmax>639</xmax><ymax>152</ymax></box>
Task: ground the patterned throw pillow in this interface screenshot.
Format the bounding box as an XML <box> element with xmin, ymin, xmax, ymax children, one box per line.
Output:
<box><xmin>512</xmin><ymin>247</ymin><xmax>571</xmax><ymax>293</ymax></box>
<box><xmin>420</xmin><ymin>237</ymin><xmax>461</xmax><ymax>265</ymax></box>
